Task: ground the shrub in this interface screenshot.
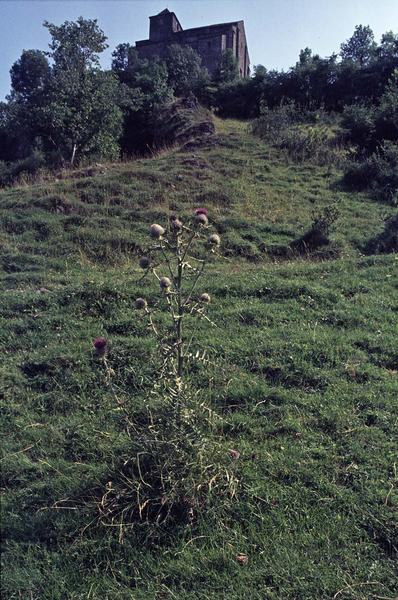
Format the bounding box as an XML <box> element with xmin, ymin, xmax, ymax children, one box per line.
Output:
<box><xmin>365</xmin><ymin>214</ymin><xmax>398</xmax><ymax>254</ymax></box>
<box><xmin>343</xmin><ymin>141</ymin><xmax>398</xmax><ymax>204</ymax></box>
<box><xmin>278</xmin><ymin>126</ymin><xmax>346</xmax><ymax>165</ymax></box>
<box><xmin>252</xmin><ymin>100</ymin><xmax>300</xmax><ymax>140</ymax></box>
<box><xmin>0</xmin><ymin>150</ymin><xmax>45</xmax><ymax>187</ymax></box>
<box><xmin>291</xmin><ymin>205</ymin><xmax>339</xmax><ymax>253</ymax></box>
<box><xmin>342</xmin><ymin>103</ymin><xmax>376</xmax><ymax>150</ymax></box>
<box><xmin>252</xmin><ymin>103</ymin><xmax>345</xmax><ymax>165</ymax></box>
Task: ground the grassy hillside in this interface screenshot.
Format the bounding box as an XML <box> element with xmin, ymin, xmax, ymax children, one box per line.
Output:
<box><xmin>1</xmin><ymin>118</ymin><xmax>397</xmax><ymax>600</ymax></box>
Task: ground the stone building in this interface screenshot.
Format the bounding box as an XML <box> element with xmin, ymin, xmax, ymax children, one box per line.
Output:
<box><xmin>135</xmin><ymin>9</ymin><xmax>250</xmax><ymax>78</ymax></box>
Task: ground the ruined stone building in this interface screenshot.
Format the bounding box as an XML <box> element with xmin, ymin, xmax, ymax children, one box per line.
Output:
<box><xmin>135</xmin><ymin>9</ymin><xmax>250</xmax><ymax>78</ymax></box>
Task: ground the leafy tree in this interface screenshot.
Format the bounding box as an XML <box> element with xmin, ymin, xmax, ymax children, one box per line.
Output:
<box><xmin>216</xmin><ymin>49</ymin><xmax>239</xmax><ymax>83</ymax></box>
<box><xmin>9</xmin><ymin>50</ymin><xmax>50</xmax><ymax>101</ymax></box>
<box><xmin>0</xmin><ymin>102</ymin><xmax>21</xmax><ymax>162</ymax></box>
<box><xmin>39</xmin><ymin>18</ymin><xmax>121</xmax><ymax>165</ymax></box>
<box><xmin>164</xmin><ymin>44</ymin><xmax>208</xmax><ymax>96</ymax></box>
<box><xmin>112</xmin><ymin>44</ymin><xmax>171</xmax><ymax>106</ymax></box>
<box><xmin>44</xmin><ymin>17</ymin><xmax>107</xmax><ymax>71</ymax></box>
<box><xmin>340</xmin><ymin>25</ymin><xmax>376</xmax><ymax>66</ymax></box>
<box><xmin>376</xmin><ymin>69</ymin><xmax>398</xmax><ymax>140</ymax></box>
<box><xmin>253</xmin><ymin>64</ymin><xmax>267</xmax><ymax>80</ymax></box>
<box><xmin>377</xmin><ymin>31</ymin><xmax>398</xmax><ymax>61</ymax></box>
<box><xmin>5</xmin><ymin>18</ymin><xmax>123</xmax><ymax>167</ymax></box>
<box><xmin>42</xmin><ymin>70</ymin><xmax>122</xmax><ymax>164</ymax></box>
<box><xmin>111</xmin><ymin>44</ymin><xmax>172</xmax><ymax>154</ymax></box>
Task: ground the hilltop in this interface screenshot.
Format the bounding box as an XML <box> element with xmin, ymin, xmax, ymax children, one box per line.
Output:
<box><xmin>1</xmin><ymin>118</ymin><xmax>397</xmax><ymax>599</ymax></box>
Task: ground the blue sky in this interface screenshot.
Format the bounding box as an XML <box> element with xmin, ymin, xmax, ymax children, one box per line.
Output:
<box><xmin>1</xmin><ymin>0</ymin><xmax>397</xmax><ymax>100</ymax></box>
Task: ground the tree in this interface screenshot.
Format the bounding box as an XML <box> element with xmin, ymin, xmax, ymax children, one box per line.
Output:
<box><xmin>42</xmin><ymin>18</ymin><xmax>122</xmax><ymax>165</ymax></box>
<box><xmin>41</xmin><ymin>70</ymin><xmax>122</xmax><ymax>164</ymax></box>
<box><xmin>6</xmin><ymin>18</ymin><xmax>123</xmax><ymax>166</ymax></box>
<box><xmin>340</xmin><ymin>25</ymin><xmax>376</xmax><ymax>66</ymax></box>
<box><xmin>9</xmin><ymin>50</ymin><xmax>50</xmax><ymax>101</ymax></box>
<box><xmin>376</xmin><ymin>69</ymin><xmax>398</xmax><ymax>140</ymax></box>
<box><xmin>216</xmin><ymin>49</ymin><xmax>239</xmax><ymax>83</ymax></box>
<box><xmin>164</xmin><ymin>44</ymin><xmax>208</xmax><ymax>96</ymax></box>
<box><xmin>44</xmin><ymin>17</ymin><xmax>107</xmax><ymax>72</ymax></box>
<box><xmin>377</xmin><ymin>31</ymin><xmax>398</xmax><ymax>61</ymax></box>
<box><xmin>111</xmin><ymin>44</ymin><xmax>173</xmax><ymax>154</ymax></box>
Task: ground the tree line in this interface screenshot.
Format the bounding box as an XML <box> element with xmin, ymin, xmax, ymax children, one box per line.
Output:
<box><xmin>0</xmin><ymin>18</ymin><xmax>397</xmax><ymax>183</ymax></box>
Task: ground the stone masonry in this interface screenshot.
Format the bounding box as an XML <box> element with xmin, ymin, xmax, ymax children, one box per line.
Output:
<box><xmin>135</xmin><ymin>9</ymin><xmax>250</xmax><ymax>78</ymax></box>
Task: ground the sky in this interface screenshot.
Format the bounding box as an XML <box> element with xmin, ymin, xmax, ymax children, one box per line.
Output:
<box><xmin>0</xmin><ymin>0</ymin><xmax>397</xmax><ymax>100</ymax></box>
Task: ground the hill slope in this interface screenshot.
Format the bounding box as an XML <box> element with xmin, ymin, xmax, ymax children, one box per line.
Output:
<box><xmin>1</xmin><ymin>118</ymin><xmax>397</xmax><ymax>600</ymax></box>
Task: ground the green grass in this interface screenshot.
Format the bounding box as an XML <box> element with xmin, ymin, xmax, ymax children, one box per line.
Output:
<box><xmin>1</xmin><ymin>118</ymin><xmax>397</xmax><ymax>599</ymax></box>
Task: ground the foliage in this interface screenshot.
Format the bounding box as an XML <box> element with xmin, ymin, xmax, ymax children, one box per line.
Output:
<box><xmin>376</xmin><ymin>68</ymin><xmax>398</xmax><ymax>140</ymax></box>
<box><xmin>216</xmin><ymin>49</ymin><xmax>239</xmax><ymax>83</ymax></box>
<box><xmin>3</xmin><ymin>18</ymin><xmax>123</xmax><ymax>169</ymax></box>
<box><xmin>208</xmin><ymin>25</ymin><xmax>398</xmax><ymax>119</ymax></box>
<box><xmin>364</xmin><ymin>213</ymin><xmax>398</xmax><ymax>254</ymax></box>
<box><xmin>111</xmin><ymin>45</ymin><xmax>172</xmax><ymax>155</ymax></box>
<box><xmin>342</xmin><ymin>103</ymin><xmax>377</xmax><ymax>148</ymax></box>
<box><xmin>164</xmin><ymin>44</ymin><xmax>209</xmax><ymax>96</ymax></box>
<box><xmin>43</xmin><ymin>18</ymin><xmax>122</xmax><ymax>165</ymax></box>
<box><xmin>340</xmin><ymin>25</ymin><xmax>377</xmax><ymax>66</ymax></box>
<box><xmin>0</xmin><ymin>150</ymin><xmax>46</xmax><ymax>187</ymax></box>
<box><xmin>252</xmin><ymin>101</ymin><xmax>301</xmax><ymax>139</ymax></box>
<box><xmin>290</xmin><ymin>205</ymin><xmax>340</xmax><ymax>253</ymax></box>
<box><xmin>9</xmin><ymin>49</ymin><xmax>51</xmax><ymax>100</ymax></box>
<box><xmin>343</xmin><ymin>140</ymin><xmax>398</xmax><ymax>204</ymax></box>
<box><xmin>252</xmin><ymin>102</ymin><xmax>345</xmax><ymax>166</ymax></box>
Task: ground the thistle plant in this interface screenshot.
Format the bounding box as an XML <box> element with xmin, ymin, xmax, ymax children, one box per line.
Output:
<box><xmin>135</xmin><ymin>207</ymin><xmax>220</xmax><ymax>424</ymax></box>
<box><xmin>92</xmin><ymin>209</ymin><xmax>238</xmax><ymax>531</ymax></box>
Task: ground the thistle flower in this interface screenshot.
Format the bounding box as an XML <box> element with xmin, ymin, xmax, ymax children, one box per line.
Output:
<box><xmin>171</xmin><ymin>218</ymin><xmax>183</xmax><ymax>232</ymax></box>
<box><xmin>93</xmin><ymin>336</ymin><xmax>107</xmax><ymax>356</ymax></box>
<box><xmin>199</xmin><ymin>292</ymin><xmax>211</xmax><ymax>303</ymax></box>
<box><xmin>195</xmin><ymin>208</ymin><xmax>208</xmax><ymax>216</ymax></box>
<box><xmin>139</xmin><ymin>256</ymin><xmax>151</xmax><ymax>269</ymax></box>
<box><xmin>149</xmin><ymin>223</ymin><xmax>165</xmax><ymax>239</ymax></box>
<box><xmin>208</xmin><ymin>233</ymin><xmax>221</xmax><ymax>246</ymax></box>
<box><xmin>135</xmin><ymin>297</ymin><xmax>147</xmax><ymax>309</ymax></box>
<box><xmin>159</xmin><ymin>276</ymin><xmax>172</xmax><ymax>291</ymax></box>
<box><xmin>195</xmin><ymin>213</ymin><xmax>208</xmax><ymax>226</ymax></box>
<box><xmin>229</xmin><ymin>449</ymin><xmax>240</xmax><ymax>460</ymax></box>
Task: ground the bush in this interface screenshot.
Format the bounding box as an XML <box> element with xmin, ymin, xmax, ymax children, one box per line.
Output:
<box><xmin>365</xmin><ymin>214</ymin><xmax>398</xmax><ymax>254</ymax></box>
<box><xmin>252</xmin><ymin>101</ymin><xmax>300</xmax><ymax>140</ymax></box>
<box><xmin>343</xmin><ymin>141</ymin><xmax>398</xmax><ymax>204</ymax></box>
<box><xmin>278</xmin><ymin>126</ymin><xmax>345</xmax><ymax>165</ymax></box>
<box><xmin>0</xmin><ymin>150</ymin><xmax>45</xmax><ymax>187</ymax></box>
<box><xmin>253</xmin><ymin>103</ymin><xmax>345</xmax><ymax>166</ymax></box>
<box><xmin>290</xmin><ymin>205</ymin><xmax>340</xmax><ymax>253</ymax></box>
<box><xmin>342</xmin><ymin>103</ymin><xmax>376</xmax><ymax>150</ymax></box>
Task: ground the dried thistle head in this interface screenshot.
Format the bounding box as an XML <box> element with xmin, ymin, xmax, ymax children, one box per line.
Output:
<box><xmin>139</xmin><ymin>256</ymin><xmax>151</xmax><ymax>269</ymax></box>
<box><xmin>149</xmin><ymin>223</ymin><xmax>165</xmax><ymax>239</ymax></box>
<box><xmin>159</xmin><ymin>276</ymin><xmax>172</xmax><ymax>291</ymax></box>
<box><xmin>208</xmin><ymin>233</ymin><xmax>221</xmax><ymax>247</ymax></box>
<box><xmin>171</xmin><ymin>218</ymin><xmax>183</xmax><ymax>233</ymax></box>
<box><xmin>199</xmin><ymin>293</ymin><xmax>211</xmax><ymax>304</ymax></box>
<box><xmin>229</xmin><ymin>449</ymin><xmax>240</xmax><ymax>460</ymax></box>
<box><xmin>135</xmin><ymin>297</ymin><xmax>148</xmax><ymax>310</ymax></box>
